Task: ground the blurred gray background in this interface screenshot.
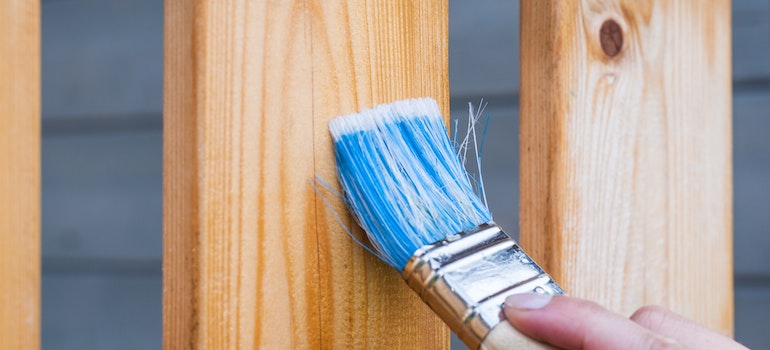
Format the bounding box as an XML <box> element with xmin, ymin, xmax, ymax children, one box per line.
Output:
<box><xmin>41</xmin><ymin>0</ymin><xmax>769</xmax><ymax>349</ymax></box>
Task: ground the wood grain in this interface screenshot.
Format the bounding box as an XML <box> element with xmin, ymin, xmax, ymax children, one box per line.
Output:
<box><xmin>310</xmin><ymin>1</ymin><xmax>449</xmax><ymax>348</ymax></box>
<box><xmin>164</xmin><ymin>1</ymin><xmax>448</xmax><ymax>348</ymax></box>
<box><xmin>164</xmin><ymin>1</ymin><xmax>317</xmax><ymax>348</ymax></box>
<box><xmin>520</xmin><ymin>0</ymin><xmax>733</xmax><ymax>335</ymax></box>
<box><xmin>0</xmin><ymin>1</ymin><xmax>40</xmax><ymax>349</ymax></box>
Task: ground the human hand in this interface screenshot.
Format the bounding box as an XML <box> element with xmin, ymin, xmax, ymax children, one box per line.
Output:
<box><xmin>503</xmin><ymin>293</ymin><xmax>748</xmax><ymax>350</ymax></box>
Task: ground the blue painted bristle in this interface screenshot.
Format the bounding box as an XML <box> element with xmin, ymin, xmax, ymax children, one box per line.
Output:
<box><xmin>329</xmin><ymin>98</ymin><xmax>492</xmax><ymax>271</ymax></box>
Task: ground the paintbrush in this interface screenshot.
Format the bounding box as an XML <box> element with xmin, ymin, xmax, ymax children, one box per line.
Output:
<box><xmin>328</xmin><ymin>98</ymin><xmax>564</xmax><ymax>349</ymax></box>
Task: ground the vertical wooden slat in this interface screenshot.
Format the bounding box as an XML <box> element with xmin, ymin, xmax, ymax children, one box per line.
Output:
<box><xmin>164</xmin><ymin>1</ymin><xmax>317</xmax><ymax>348</ymax></box>
<box><xmin>164</xmin><ymin>1</ymin><xmax>449</xmax><ymax>348</ymax></box>
<box><xmin>0</xmin><ymin>1</ymin><xmax>40</xmax><ymax>349</ymax></box>
<box><xmin>310</xmin><ymin>1</ymin><xmax>449</xmax><ymax>348</ymax></box>
<box><xmin>520</xmin><ymin>0</ymin><xmax>733</xmax><ymax>334</ymax></box>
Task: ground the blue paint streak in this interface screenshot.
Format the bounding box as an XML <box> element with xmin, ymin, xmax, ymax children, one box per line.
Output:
<box><xmin>332</xmin><ymin>101</ymin><xmax>492</xmax><ymax>271</ymax></box>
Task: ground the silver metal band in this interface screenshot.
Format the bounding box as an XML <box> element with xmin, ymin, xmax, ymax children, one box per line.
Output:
<box><xmin>401</xmin><ymin>222</ymin><xmax>563</xmax><ymax>349</ymax></box>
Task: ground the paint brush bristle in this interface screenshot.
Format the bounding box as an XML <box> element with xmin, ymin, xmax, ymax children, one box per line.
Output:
<box><xmin>329</xmin><ymin>97</ymin><xmax>563</xmax><ymax>349</ymax></box>
<box><xmin>329</xmin><ymin>97</ymin><xmax>492</xmax><ymax>270</ymax></box>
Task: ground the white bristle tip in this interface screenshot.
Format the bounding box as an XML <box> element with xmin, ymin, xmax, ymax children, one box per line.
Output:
<box><xmin>329</xmin><ymin>98</ymin><xmax>442</xmax><ymax>140</ymax></box>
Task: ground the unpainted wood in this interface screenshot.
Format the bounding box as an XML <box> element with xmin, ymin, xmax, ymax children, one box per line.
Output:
<box><xmin>310</xmin><ymin>1</ymin><xmax>449</xmax><ymax>348</ymax></box>
<box><xmin>164</xmin><ymin>1</ymin><xmax>318</xmax><ymax>348</ymax></box>
<box><xmin>164</xmin><ymin>1</ymin><xmax>449</xmax><ymax>348</ymax></box>
<box><xmin>0</xmin><ymin>1</ymin><xmax>41</xmax><ymax>349</ymax></box>
<box><xmin>520</xmin><ymin>0</ymin><xmax>733</xmax><ymax>335</ymax></box>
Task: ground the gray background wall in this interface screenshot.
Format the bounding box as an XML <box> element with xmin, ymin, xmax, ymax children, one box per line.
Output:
<box><xmin>41</xmin><ymin>0</ymin><xmax>769</xmax><ymax>348</ymax></box>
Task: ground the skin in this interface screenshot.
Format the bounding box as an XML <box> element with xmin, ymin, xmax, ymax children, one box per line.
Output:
<box><xmin>503</xmin><ymin>293</ymin><xmax>749</xmax><ymax>350</ymax></box>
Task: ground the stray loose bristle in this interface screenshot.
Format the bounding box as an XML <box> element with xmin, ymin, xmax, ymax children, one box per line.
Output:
<box><xmin>330</xmin><ymin>98</ymin><xmax>492</xmax><ymax>270</ymax></box>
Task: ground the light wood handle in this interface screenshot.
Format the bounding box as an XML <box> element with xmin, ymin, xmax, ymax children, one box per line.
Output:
<box><xmin>479</xmin><ymin>322</ymin><xmax>556</xmax><ymax>350</ymax></box>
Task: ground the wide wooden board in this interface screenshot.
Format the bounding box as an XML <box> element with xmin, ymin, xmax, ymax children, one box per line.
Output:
<box><xmin>520</xmin><ymin>0</ymin><xmax>733</xmax><ymax>334</ymax></box>
<box><xmin>163</xmin><ymin>1</ymin><xmax>449</xmax><ymax>348</ymax></box>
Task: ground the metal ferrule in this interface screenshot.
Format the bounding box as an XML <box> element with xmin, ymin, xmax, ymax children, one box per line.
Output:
<box><xmin>401</xmin><ymin>222</ymin><xmax>563</xmax><ymax>350</ymax></box>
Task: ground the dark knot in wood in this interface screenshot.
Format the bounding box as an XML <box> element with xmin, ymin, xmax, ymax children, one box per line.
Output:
<box><xmin>600</xmin><ymin>19</ymin><xmax>623</xmax><ymax>57</ymax></box>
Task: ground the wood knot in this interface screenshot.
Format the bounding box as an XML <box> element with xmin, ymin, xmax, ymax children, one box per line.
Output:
<box><xmin>600</xmin><ymin>19</ymin><xmax>623</xmax><ymax>57</ymax></box>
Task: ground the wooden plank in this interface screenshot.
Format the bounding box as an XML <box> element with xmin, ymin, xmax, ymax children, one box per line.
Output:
<box><xmin>164</xmin><ymin>1</ymin><xmax>449</xmax><ymax>348</ymax></box>
<box><xmin>310</xmin><ymin>1</ymin><xmax>449</xmax><ymax>348</ymax></box>
<box><xmin>0</xmin><ymin>1</ymin><xmax>41</xmax><ymax>349</ymax></box>
<box><xmin>520</xmin><ymin>0</ymin><xmax>733</xmax><ymax>335</ymax></box>
<box><xmin>164</xmin><ymin>1</ymin><xmax>317</xmax><ymax>348</ymax></box>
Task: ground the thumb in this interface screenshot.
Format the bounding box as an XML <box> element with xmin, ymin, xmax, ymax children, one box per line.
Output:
<box><xmin>503</xmin><ymin>294</ymin><xmax>681</xmax><ymax>350</ymax></box>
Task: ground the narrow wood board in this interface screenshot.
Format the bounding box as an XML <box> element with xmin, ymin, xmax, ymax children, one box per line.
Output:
<box><xmin>164</xmin><ymin>1</ymin><xmax>318</xmax><ymax>348</ymax></box>
<box><xmin>164</xmin><ymin>1</ymin><xmax>449</xmax><ymax>348</ymax></box>
<box><xmin>0</xmin><ymin>1</ymin><xmax>40</xmax><ymax>349</ymax></box>
<box><xmin>310</xmin><ymin>1</ymin><xmax>449</xmax><ymax>348</ymax></box>
<box><xmin>520</xmin><ymin>0</ymin><xmax>733</xmax><ymax>334</ymax></box>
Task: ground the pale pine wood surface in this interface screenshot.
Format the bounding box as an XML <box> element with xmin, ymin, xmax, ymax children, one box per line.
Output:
<box><xmin>310</xmin><ymin>2</ymin><xmax>449</xmax><ymax>348</ymax></box>
<box><xmin>164</xmin><ymin>1</ymin><xmax>448</xmax><ymax>348</ymax></box>
<box><xmin>0</xmin><ymin>1</ymin><xmax>40</xmax><ymax>349</ymax></box>
<box><xmin>520</xmin><ymin>0</ymin><xmax>733</xmax><ymax>335</ymax></box>
<box><xmin>164</xmin><ymin>1</ymin><xmax>318</xmax><ymax>348</ymax></box>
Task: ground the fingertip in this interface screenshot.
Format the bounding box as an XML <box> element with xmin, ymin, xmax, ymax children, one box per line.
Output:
<box><xmin>501</xmin><ymin>293</ymin><xmax>555</xmax><ymax>346</ymax></box>
<box><xmin>502</xmin><ymin>293</ymin><xmax>564</xmax><ymax>344</ymax></box>
<box><xmin>504</xmin><ymin>293</ymin><xmax>554</xmax><ymax>310</ymax></box>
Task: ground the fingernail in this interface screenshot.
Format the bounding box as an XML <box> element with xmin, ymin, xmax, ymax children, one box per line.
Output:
<box><xmin>505</xmin><ymin>293</ymin><xmax>553</xmax><ymax>310</ymax></box>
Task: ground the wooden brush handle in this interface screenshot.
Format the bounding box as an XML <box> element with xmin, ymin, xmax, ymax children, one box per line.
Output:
<box><xmin>479</xmin><ymin>322</ymin><xmax>557</xmax><ymax>350</ymax></box>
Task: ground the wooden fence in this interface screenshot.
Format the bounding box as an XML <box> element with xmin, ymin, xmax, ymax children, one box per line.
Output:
<box><xmin>0</xmin><ymin>0</ymin><xmax>732</xmax><ymax>348</ymax></box>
